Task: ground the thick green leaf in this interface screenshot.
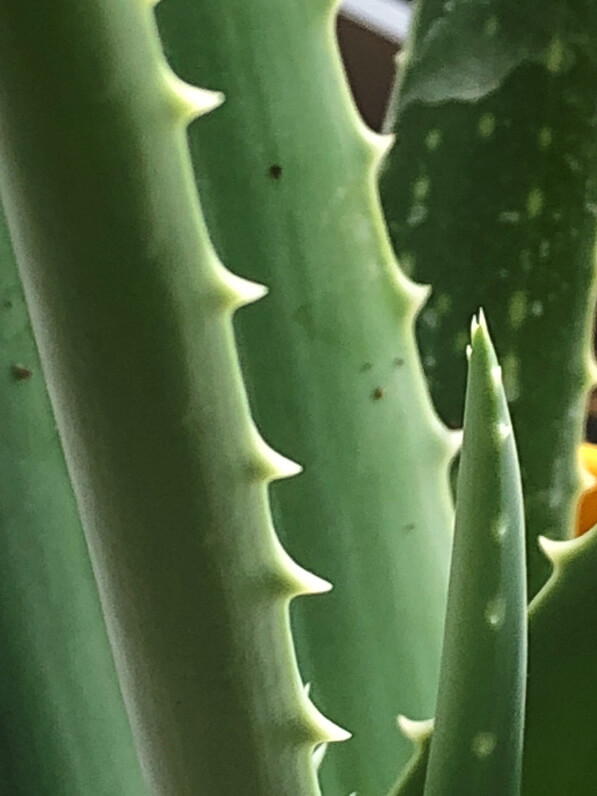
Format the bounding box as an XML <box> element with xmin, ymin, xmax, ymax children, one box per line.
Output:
<box><xmin>389</xmin><ymin>718</ymin><xmax>433</xmax><ymax>796</ymax></box>
<box><xmin>156</xmin><ymin>3</ymin><xmax>455</xmax><ymax>792</ymax></box>
<box><xmin>0</xmin><ymin>208</ymin><xmax>145</xmax><ymax>793</ymax></box>
<box><xmin>391</xmin><ymin>526</ymin><xmax>597</xmax><ymax>795</ymax></box>
<box><xmin>423</xmin><ymin>314</ymin><xmax>526</xmax><ymax>795</ymax></box>
<box><xmin>0</xmin><ymin>2</ymin><xmax>343</xmax><ymax>792</ymax></box>
<box><xmin>523</xmin><ymin>529</ymin><xmax>597</xmax><ymax>794</ymax></box>
<box><xmin>381</xmin><ymin>0</ymin><xmax>597</xmax><ymax>598</ymax></box>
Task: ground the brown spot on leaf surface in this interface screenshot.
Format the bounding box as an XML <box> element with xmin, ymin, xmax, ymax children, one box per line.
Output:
<box><xmin>11</xmin><ymin>364</ymin><xmax>32</xmax><ymax>381</ymax></box>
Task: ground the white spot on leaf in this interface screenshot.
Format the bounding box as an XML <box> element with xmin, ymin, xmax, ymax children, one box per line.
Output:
<box><xmin>485</xmin><ymin>597</ymin><xmax>506</xmax><ymax>628</ymax></box>
<box><xmin>484</xmin><ymin>15</ymin><xmax>499</xmax><ymax>37</ymax></box>
<box><xmin>472</xmin><ymin>732</ymin><xmax>497</xmax><ymax>759</ymax></box>
<box><xmin>407</xmin><ymin>203</ymin><xmax>428</xmax><ymax>227</ymax></box>
<box><xmin>538</xmin><ymin>127</ymin><xmax>552</xmax><ymax>149</ymax></box>
<box><xmin>508</xmin><ymin>291</ymin><xmax>527</xmax><ymax>330</ymax></box>
<box><xmin>527</xmin><ymin>188</ymin><xmax>544</xmax><ymax>218</ymax></box>
<box><xmin>546</xmin><ymin>37</ymin><xmax>565</xmax><ymax>74</ymax></box>
<box><xmin>498</xmin><ymin>422</ymin><xmax>512</xmax><ymax>440</ymax></box>
<box><xmin>478</xmin><ymin>112</ymin><xmax>496</xmax><ymax>138</ymax></box>
<box><xmin>413</xmin><ymin>175</ymin><xmax>431</xmax><ymax>201</ymax></box>
<box><xmin>530</xmin><ymin>300</ymin><xmax>544</xmax><ymax>317</ymax></box>
<box><xmin>493</xmin><ymin>520</ymin><xmax>508</xmax><ymax>543</ymax></box>
<box><xmin>425</xmin><ymin>129</ymin><xmax>443</xmax><ymax>151</ymax></box>
<box><xmin>502</xmin><ymin>352</ymin><xmax>520</xmax><ymax>402</ymax></box>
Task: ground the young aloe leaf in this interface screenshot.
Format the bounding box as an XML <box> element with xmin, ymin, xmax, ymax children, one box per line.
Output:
<box><xmin>0</xmin><ymin>2</ymin><xmax>344</xmax><ymax>793</ymax></box>
<box><xmin>156</xmin><ymin>2</ymin><xmax>455</xmax><ymax>792</ymax></box>
<box><xmin>423</xmin><ymin>313</ymin><xmax>527</xmax><ymax>795</ymax></box>
<box><xmin>0</xmin><ymin>209</ymin><xmax>146</xmax><ymax>793</ymax></box>
<box><xmin>381</xmin><ymin>0</ymin><xmax>597</xmax><ymax>598</ymax></box>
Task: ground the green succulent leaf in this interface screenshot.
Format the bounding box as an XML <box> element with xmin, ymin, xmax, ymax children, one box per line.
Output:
<box><xmin>0</xmin><ymin>1</ymin><xmax>345</xmax><ymax>792</ymax></box>
<box><xmin>523</xmin><ymin>528</ymin><xmax>597</xmax><ymax>794</ymax></box>
<box><xmin>0</xmin><ymin>207</ymin><xmax>146</xmax><ymax>793</ymax></box>
<box><xmin>389</xmin><ymin>718</ymin><xmax>434</xmax><ymax>796</ymax></box>
<box><xmin>156</xmin><ymin>2</ymin><xmax>455</xmax><ymax>792</ymax></box>
<box><xmin>418</xmin><ymin>313</ymin><xmax>526</xmax><ymax>796</ymax></box>
<box><xmin>381</xmin><ymin>0</ymin><xmax>597</xmax><ymax>598</ymax></box>
<box><xmin>390</xmin><ymin>524</ymin><xmax>597</xmax><ymax>796</ymax></box>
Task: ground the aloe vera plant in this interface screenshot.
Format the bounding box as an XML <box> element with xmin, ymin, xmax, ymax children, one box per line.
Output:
<box><xmin>0</xmin><ymin>0</ymin><xmax>595</xmax><ymax>794</ymax></box>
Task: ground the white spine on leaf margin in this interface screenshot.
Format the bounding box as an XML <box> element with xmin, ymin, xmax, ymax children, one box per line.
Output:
<box><xmin>275</xmin><ymin>542</ymin><xmax>333</xmax><ymax>597</ymax></box>
<box><xmin>217</xmin><ymin>268</ymin><xmax>269</xmax><ymax>312</ymax></box>
<box><xmin>364</xmin><ymin>128</ymin><xmax>396</xmax><ymax>171</ymax></box>
<box><xmin>444</xmin><ymin>428</ymin><xmax>463</xmax><ymax>461</ymax></box>
<box><xmin>251</xmin><ymin>434</ymin><xmax>304</xmax><ymax>482</ymax></box>
<box><xmin>538</xmin><ymin>535</ymin><xmax>583</xmax><ymax>569</ymax></box>
<box><xmin>303</xmin><ymin>699</ymin><xmax>352</xmax><ymax>745</ymax></box>
<box><xmin>164</xmin><ymin>70</ymin><xmax>225</xmax><ymax>123</ymax></box>
<box><xmin>397</xmin><ymin>714</ymin><xmax>435</xmax><ymax>744</ymax></box>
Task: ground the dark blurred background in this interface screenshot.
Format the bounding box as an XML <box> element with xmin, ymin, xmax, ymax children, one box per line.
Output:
<box><xmin>337</xmin><ymin>0</ymin><xmax>406</xmax><ymax>131</ymax></box>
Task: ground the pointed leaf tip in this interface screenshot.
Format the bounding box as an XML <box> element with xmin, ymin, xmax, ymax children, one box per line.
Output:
<box><xmin>470</xmin><ymin>308</ymin><xmax>489</xmax><ymax>342</ymax></box>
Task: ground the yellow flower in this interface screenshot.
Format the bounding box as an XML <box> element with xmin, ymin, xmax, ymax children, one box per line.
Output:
<box><xmin>576</xmin><ymin>443</ymin><xmax>597</xmax><ymax>536</ymax></box>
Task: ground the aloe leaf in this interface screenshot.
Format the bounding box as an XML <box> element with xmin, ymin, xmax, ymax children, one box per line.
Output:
<box><xmin>522</xmin><ymin>530</ymin><xmax>597</xmax><ymax>794</ymax></box>
<box><xmin>156</xmin><ymin>2</ymin><xmax>455</xmax><ymax>792</ymax></box>
<box><xmin>390</xmin><ymin>729</ymin><xmax>430</xmax><ymax>795</ymax></box>
<box><xmin>422</xmin><ymin>314</ymin><xmax>527</xmax><ymax>795</ymax></box>
<box><xmin>380</xmin><ymin>0</ymin><xmax>597</xmax><ymax>598</ymax></box>
<box><xmin>0</xmin><ymin>208</ymin><xmax>145</xmax><ymax>793</ymax></box>
<box><xmin>0</xmin><ymin>2</ymin><xmax>343</xmax><ymax>793</ymax></box>
<box><xmin>392</xmin><ymin>526</ymin><xmax>597</xmax><ymax>796</ymax></box>
<box><xmin>389</xmin><ymin>718</ymin><xmax>433</xmax><ymax>796</ymax></box>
